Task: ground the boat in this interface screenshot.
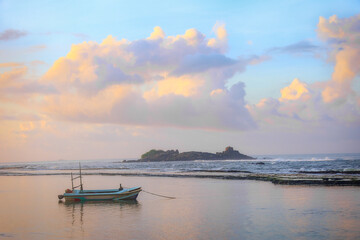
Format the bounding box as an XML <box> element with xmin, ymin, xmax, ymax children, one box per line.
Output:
<box><xmin>58</xmin><ymin>163</ymin><xmax>141</xmax><ymax>202</ymax></box>
<box><xmin>58</xmin><ymin>187</ymin><xmax>142</xmax><ymax>202</ymax></box>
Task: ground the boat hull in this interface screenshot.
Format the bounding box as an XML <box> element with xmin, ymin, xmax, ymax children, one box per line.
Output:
<box><xmin>62</xmin><ymin>187</ymin><xmax>141</xmax><ymax>202</ymax></box>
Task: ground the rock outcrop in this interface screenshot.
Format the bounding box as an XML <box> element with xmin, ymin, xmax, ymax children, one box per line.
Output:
<box><xmin>138</xmin><ymin>146</ymin><xmax>254</xmax><ymax>162</ymax></box>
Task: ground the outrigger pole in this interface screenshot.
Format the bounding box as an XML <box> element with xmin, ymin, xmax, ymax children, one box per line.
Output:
<box><xmin>71</xmin><ymin>162</ymin><xmax>83</xmax><ymax>191</ymax></box>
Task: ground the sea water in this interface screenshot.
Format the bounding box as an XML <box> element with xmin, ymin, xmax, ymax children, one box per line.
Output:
<box><xmin>0</xmin><ymin>175</ymin><xmax>359</xmax><ymax>240</ymax></box>
<box><xmin>0</xmin><ymin>153</ymin><xmax>359</xmax><ymax>176</ymax></box>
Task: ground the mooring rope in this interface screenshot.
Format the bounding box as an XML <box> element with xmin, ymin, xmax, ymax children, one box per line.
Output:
<box><xmin>142</xmin><ymin>189</ymin><xmax>176</xmax><ymax>199</ymax></box>
<box><xmin>122</xmin><ymin>185</ymin><xmax>176</xmax><ymax>199</ymax></box>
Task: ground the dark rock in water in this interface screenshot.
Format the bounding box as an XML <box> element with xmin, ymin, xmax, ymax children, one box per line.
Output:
<box><xmin>139</xmin><ymin>146</ymin><xmax>254</xmax><ymax>162</ymax></box>
<box><xmin>140</xmin><ymin>149</ymin><xmax>180</xmax><ymax>162</ymax></box>
<box><xmin>122</xmin><ymin>159</ymin><xmax>138</xmax><ymax>163</ymax></box>
<box><xmin>255</xmin><ymin>162</ymin><xmax>265</xmax><ymax>165</ymax></box>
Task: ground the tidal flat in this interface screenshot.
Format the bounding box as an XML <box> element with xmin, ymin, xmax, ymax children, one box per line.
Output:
<box><xmin>0</xmin><ymin>175</ymin><xmax>359</xmax><ymax>240</ymax></box>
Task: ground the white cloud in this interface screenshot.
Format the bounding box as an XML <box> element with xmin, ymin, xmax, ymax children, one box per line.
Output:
<box><xmin>249</xmin><ymin>14</ymin><xmax>360</xmax><ymax>131</ymax></box>
<box><xmin>317</xmin><ymin>14</ymin><xmax>360</xmax><ymax>103</ymax></box>
<box><xmin>41</xmin><ymin>24</ymin><xmax>258</xmax><ymax>130</ymax></box>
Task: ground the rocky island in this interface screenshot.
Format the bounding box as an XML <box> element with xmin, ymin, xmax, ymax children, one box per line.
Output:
<box><xmin>138</xmin><ymin>146</ymin><xmax>254</xmax><ymax>162</ymax></box>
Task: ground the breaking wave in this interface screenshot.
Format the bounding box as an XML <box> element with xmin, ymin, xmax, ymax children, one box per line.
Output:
<box><xmin>0</xmin><ymin>153</ymin><xmax>359</xmax><ymax>176</ymax></box>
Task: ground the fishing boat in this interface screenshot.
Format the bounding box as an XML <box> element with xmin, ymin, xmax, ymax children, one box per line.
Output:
<box><xmin>58</xmin><ymin>163</ymin><xmax>141</xmax><ymax>202</ymax></box>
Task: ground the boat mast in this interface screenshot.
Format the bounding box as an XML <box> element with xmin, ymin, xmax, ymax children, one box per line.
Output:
<box><xmin>70</xmin><ymin>162</ymin><xmax>84</xmax><ymax>191</ymax></box>
<box><xmin>79</xmin><ymin>162</ymin><xmax>83</xmax><ymax>191</ymax></box>
<box><xmin>71</xmin><ymin>172</ymin><xmax>74</xmax><ymax>189</ymax></box>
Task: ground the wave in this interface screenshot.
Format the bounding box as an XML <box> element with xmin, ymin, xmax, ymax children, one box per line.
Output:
<box><xmin>0</xmin><ymin>153</ymin><xmax>359</xmax><ymax>176</ymax></box>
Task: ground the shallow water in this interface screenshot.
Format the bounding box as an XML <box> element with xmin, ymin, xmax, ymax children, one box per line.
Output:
<box><xmin>0</xmin><ymin>175</ymin><xmax>359</xmax><ymax>239</ymax></box>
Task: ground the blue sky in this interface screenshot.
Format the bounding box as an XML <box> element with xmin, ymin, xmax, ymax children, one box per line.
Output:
<box><xmin>1</xmin><ymin>0</ymin><xmax>358</xmax><ymax>102</ymax></box>
<box><xmin>1</xmin><ymin>0</ymin><xmax>360</xmax><ymax>162</ymax></box>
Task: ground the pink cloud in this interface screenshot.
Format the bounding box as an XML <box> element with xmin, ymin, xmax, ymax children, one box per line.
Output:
<box><xmin>0</xmin><ymin>29</ymin><xmax>27</xmax><ymax>41</ymax></box>
<box><xmin>0</xmin><ymin>65</ymin><xmax>27</xmax><ymax>90</ymax></box>
<box><xmin>0</xmin><ymin>62</ymin><xmax>23</xmax><ymax>68</ymax></box>
<box><xmin>0</xmin><ymin>63</ymin><xmax>55</xmax><ymax>100</ymax></box>
<box><xmin>317</xmin><ymin>14</ymin><xmax>360</xmax><ymax>103</ymax></box>
<box><xmin>41</xmin><ymin>24</ymin><xmax>259</xmax><ymax>130</ymax></box>
<box><xmin>249</xmin><ymin>14</ymin><xmax>360</xmax><ymax>129</ymax></box>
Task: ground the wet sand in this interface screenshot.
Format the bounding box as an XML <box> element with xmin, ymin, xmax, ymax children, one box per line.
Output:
<box><xmin>0</xmin><ymin>175</ymin><xmax>360</xmax><ymax>239</ymax></box>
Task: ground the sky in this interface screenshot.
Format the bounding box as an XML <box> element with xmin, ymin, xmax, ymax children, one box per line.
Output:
<box><xmin>1</xmin><ymin>0</ymin><xmax>360</xmax><ymax>162</ymax></box>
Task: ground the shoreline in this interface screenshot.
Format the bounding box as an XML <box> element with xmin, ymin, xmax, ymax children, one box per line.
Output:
<box><xmin>1</xmin><ymin>170</ymin><xmax>359</xmax><ymax>186</ymax></box>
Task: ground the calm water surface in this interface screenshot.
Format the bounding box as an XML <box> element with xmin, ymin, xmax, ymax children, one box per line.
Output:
<box><xmin>0</xmin><ymin>176</ymin><xmax>359</xmax><ymax>240</ymax></box>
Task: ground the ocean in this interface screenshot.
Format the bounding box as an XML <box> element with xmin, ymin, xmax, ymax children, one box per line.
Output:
<box><xmin>0</xmin><ymin>175</ymin><xmax>359</xmax><ymax>240</ymax></box>
<box><xmin>0</xmin><ymin>153</ymin><xmax>360</xmax><ymax>239</ymax></box>
<box><xmin>1</xmin><ymin>153</ymin><xmax>359</xmax><ymax>176</ymax></box>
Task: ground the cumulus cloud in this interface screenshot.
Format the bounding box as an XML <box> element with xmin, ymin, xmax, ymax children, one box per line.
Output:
<box><xmin>41</xmin><ymin>24</ymin><xmax>258</xmax><ymax>130</ymax></box>
<box><xmin>249</xmin><ymin>76</ymin><xmax>360</xmax><ymax>130</ymax></box>
<box><xmin>249</xmin><ymin>14</ymin><xmax>360</xmax><ymax>130</ymax></box>
<box><xmin>317</xmin><ymin>14</ymin><xmax>360</xmax><ymax>103</ymax></box>
<box><xmin>279</xmin><ymin>78</ymin><xmax>311</xmax><ymax>102</ymax></box>
<box><xmin>207</xmin><ymin>23</ymin><xmax>228</xmax><ymax>53</ymax></box>
<box><xmin>0</xmin><ymin>29</ymin><xmax>27</xmax><ymax>41</ymax></box>
<box><xmin>147</xmin><ymin>26</ymin><xmax>165</xmax><ymax>40</ymax></box>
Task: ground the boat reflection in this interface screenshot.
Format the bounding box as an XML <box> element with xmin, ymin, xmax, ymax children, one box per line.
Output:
<box><xmin>58</xmin><ymin>199</ymin><xmax>140</xmax><ymax>207</ymax></box>
<box><xmin>58</xmin><ymin>200</ymin><xmax>141</xmax><ymax>231</ymax></box>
